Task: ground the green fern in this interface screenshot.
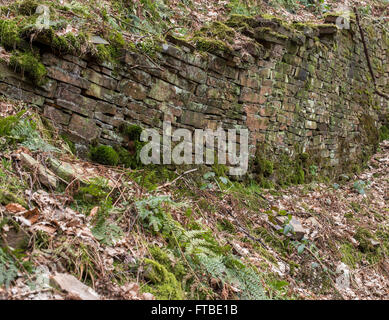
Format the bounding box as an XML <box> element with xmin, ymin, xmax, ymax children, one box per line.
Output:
<box><xmin>10</xmin><ymin>119</ymin><xmax>59</xmax><ymax>152</ymax></box>
<box><xmin>135</xmin><ymin>196</ymin><xmax>174</xmax><ymax>232</ymax></box>
<box><xmin>0</xmin><ymin>248</ymin><xmax>19</xmax><ymax>288</ymax></box>
<box><xmin>0</xmin><ymin>110</ymin><xmax>26</xmax><ymax>137</ymax></box>
<box><xmin>92</xmin><ymin>220</ymin><xmax>123</xmax><ymax>246</ymax></box>
<box><xmin>135</xmin><ymin>195</ymin><xmax>267</xmax><ymax>299</ymax></box>
<box><xmin>196</xmin><ymin>253</ymin><xmax>267</xmax><ymax>300</ymax></box>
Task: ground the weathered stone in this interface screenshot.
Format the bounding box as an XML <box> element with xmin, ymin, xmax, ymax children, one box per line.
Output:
<box><xmin>275</xmin><ymin>216</ymin><xmax>306</xmax><ymax>240</ymax></box>
<box><xmin>0</xmin><ymin>83</ymin><xmax>45</xmax><ymax>106</ymax></box>
<box><xmin>82</xmin><ymin>68</ymin><xmax>117</xmax><ymax>90</ymax></box>
<box><xmin>240</xmin><ymin>87</ymin><xmax>266</xmax><ymax>104</ymax></box>
<box><xmin>94</xmin><ymin>112</ymin><xmax>123</xmax><ymax>127</ymax></box>
<box><xmin>47</xmin><ymin>66</ymin><xmax>90</xmax><ymax>89</ymax></box>
<box><xmin>305</xmin><ymin>120</ymin><xmax>317</xmax><ymax>130</ymax></box>
<box><xmin>85</xmin><ymin>83</ymin><xmax>127</xmax><ymax>107</ymax></box>
<box><xmin>50</xmin><ymin>273</ymin><xmax>100</xmax><ymax>300</ymax></box>
<box><xmin>95</xmin><ymin>101</ymin><xmax>119</xmax><ymax>115</ymax></box>
<box><xmin>55</xmin><ymin>86</ymin><xmax>96</xmax><ymax>117</ymax></box>
<box><xmin>179</xmin><ymin>64</ymin><xmax>207</xmax><ymax>84</ymax></box>
<box><xmin>68</xmin><ymin>114</ymin><xmax>100</xmax><ymax>142</ymax></box>
<box><xmin>43</xmin><ymin>105</ymin><xmax>71</xmax><ymax>125</ymax></box>
<box><xmin>42</xmin><ymin>53</ymin><xmax>82</xmax><ymax>74</ymax></box>
<box><xmin>180</xmin><ymin>110</ymin><xmax>206</xmax><ymax>128</ymax></box>
<box><xmin>20</xmin><ymin>153</ymin><xmax>57</xmax><ymax>189</ymax></box>
<box><xmin>317</xmin><ymin>24</ymin><xmax>338</xmax><ymax>35</ymax></box>
<box><xmin>0</xmin><ymin>227</ymin><xmax>29</xmax><ymax>250</ymax></box>
<box><xmin>62</xmin><ymin>55</ymin><xmax>87</xmax><ymax>68</ymax></box>
<box><xmin>118</xmin><ymin>79</ymin><xmax>148</xmax><ymax>100</ymax></box>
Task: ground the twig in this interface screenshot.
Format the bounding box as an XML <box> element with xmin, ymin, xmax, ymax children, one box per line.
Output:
<box><xmin>224</xmin><ymin>208</ymin><xmax>268</xmax><ymax>249</ymax></box>
<box><xmin>12</xmin><ymin>288</ymin><xmax>53</xmax><ymax>299</ymax></box>
<box><xmin>157</xmin><ymin>168</ymin><xmax>198</xmax><ymax>189</ymax></box>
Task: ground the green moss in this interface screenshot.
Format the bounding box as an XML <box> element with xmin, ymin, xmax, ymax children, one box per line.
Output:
<box><xmin>116</xmin><ymin>123</ymin><xmax>145</xmax><ymax>169</ymax></box>
<box><xmin>52</xmin><ymin>31</ymin><xmax>90</xmax><ymax>55</ymax></box>
<box><xmin>192</xmin><ymin>21</ymin><xmax>236</xmax><ymax>54</ymax></box>
<box><xmin>197</xmin><ymin>21</ymin><xmax>236</xmax><ymax>42</ymax></box>
<box><xmin>142</xmin><ymin>258</ymin><xmax>184</xmax><ymax>300</ymax></box>
<box><xmin>252</xmin><ymin>144</ymin><xmax>312</xmax><ymax>187</ymax></box>
<box><xmin>379</xmin><ymin>124</ymin><xmax>389</xmax><ymax>141</ymax></box>
<box><xmin>354</xmin><ymin>227</ymin><xmax>377</xmax><ymax>254</ymax></box>
<box><xmin>323</xmin><ymin>11</ymin><xmax>356</xmax><ymax>20</ymax></box>
<box><xmin>94</xmin><ymin>30</ymin><xmax>126</xmax><ymax>63</ymax></box>
<box><xmin>253</xmin><ymin>153</ymin><xmax>274</xmax><ymax>177</ymax></box>
<box><xmin>0</xmin><ymin>20</ymin><xmax>23</xmax><ymax>49</ymax></box>
<box><xmin>9</xmin><ymin>51</ymin><xmax>47</xmax><ymax>86</ymax></box>
<box><xmin>0</xmin><ymin>189</ymin><xmax>27</xmax><ymax>207</ymax></box>
<box><xmin>129</xmin><ymin>166</ymin><xmax>177</xmax><ymax>191</ymax></box>
<box><xmin>256</xmin><ymin>27</ymin><xmax>288</xmax><ymax>40</ymax></box>
<box><xmin>119</xmin><ymin>123</ymin><xmax>143</xmax><ymax>140</ymax></box>
<box><xmin>225</xmin><ymin>14</ymin><xmax>254</xmax><ymax>29</ymax></box>
<box><xmin>114</xmin><ymin>144</ymin><xmax>142</xmax><ymax>169</ymax></box>
<box><xmin>192</xmin><ymin>36</ymin><xmax>233</xmax><ymax>54</ymax></box>
<box><xmin>211</xmin><ymin>162</ymin><xmax>228</xmax><ymax>177</ymax></box>
<box><xmin>95</xmin><ymin>44</ymin><xmax>112</xmax><ymax>62</ymax></box>
<box><xmin>17</xmin><ymin>0</ymin><xmax>39</xmax><ymax>16</ymax></box>
<box><xmin>90</xmin><ymin>145</ymin><xmax>120</xmax><ymax>166</ymax></box>
<box><xmin>149</xmin><ymin>246</ymin><xmax>186</xmax><ymax>280</ymax></box>
<box><xmin>359</xmin><ymin>114</ymin><xmax>379</xmax><ymax>156</ymax></box>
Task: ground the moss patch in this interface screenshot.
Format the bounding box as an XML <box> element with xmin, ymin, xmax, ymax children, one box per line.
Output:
<box><xmin>90</xmin><ymin>145</ymin><xmax>120</xmax><ymax>166</ymax></box>
<box><xmin>142</xmin><ymin>258</ymin><xmax>184</xmax><ymax>300</ymax></box>
<box><xmin>9</xmin><ymin>51</ymin><xmax>47</xmax><ymax>86</ymax></box>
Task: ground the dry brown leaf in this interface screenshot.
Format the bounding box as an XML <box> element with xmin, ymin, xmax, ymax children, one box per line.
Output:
<box><xmin>33</xmin><ymin>225</ymin><xmax>57</xmax><ymax>235</ymax></box>
<box><xmin>5</xmin><ymin>203</ymin><xmax>26</xmax><ymax>213</ymax></box>
<box><xmin>90</xmin><ymin>206</ymin><xmax>99</xmax><ymax>218</ymax></box>
<box><xmin>23</xmin><ymin>207</ymin><xmax>40</xmax><ymax>224</ymax></box>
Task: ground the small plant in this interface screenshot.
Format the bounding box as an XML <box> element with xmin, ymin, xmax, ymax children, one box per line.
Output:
<box><xmin>0</xmin><ymin>111</ymin><xmax>59</xmax><ymax>152</ymax></box>
<box><xmin>353</xmin><ymin>180</ymin><xmax>368</xmax><ymax>195</ymax></box>
<box><xmin>78</xmin><ymin>177</ymin><xmax>110</xmax><ymax>205</ymax></box>
<box><xmin>135</xmin><ymin>196</ymin><xmax>174</xmax><ymax>232</ymax></box>
<box><xmin>200</xmin><ymin>171</ymin><xmax>231</xmax><ymax>191</ymax></box>
<box><xmin>92</xmin><ymin>206</ymin><xmax>124</xmax><ymax>246</ymax></box>
<box><xmin>0</xmin><ymin>248</ymin><xmax>19</xmax><ymax>287</ymax></box>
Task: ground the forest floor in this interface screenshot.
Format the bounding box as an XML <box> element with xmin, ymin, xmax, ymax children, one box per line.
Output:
<box><xmin>0</xmin><ymin>97</ymin><xmax>388</xmax><ymax>300</ymax></box>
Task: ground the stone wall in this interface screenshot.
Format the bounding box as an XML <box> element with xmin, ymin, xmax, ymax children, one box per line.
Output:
<box><xmin>0</xmin><ymin>15</ymin><xmax>388</xmax><ymax>177</ymax></box>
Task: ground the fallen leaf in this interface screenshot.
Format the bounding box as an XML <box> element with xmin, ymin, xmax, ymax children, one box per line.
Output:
<box><xmin>5</xmin><ymin>203</ymin><xmax>26</xmax><ymax>213</ymax></box>
<box><xmin>23</xmin><ymin>207</ymin><xmax>40</xmax><ymax>224</ymax></box>
<box><xmin>90</xmin><ymin>206</ymin><xmax>99</xmax><ymax>218</ymax></box>
<box><xmin>32</xmin><ymin>225</ymin><xmax>57</xmax><ymax>234</ymax></box>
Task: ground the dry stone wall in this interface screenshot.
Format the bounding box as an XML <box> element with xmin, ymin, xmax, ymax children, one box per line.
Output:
<box><xmin>0</xmin><ymin>16</ymin><xmax>388</xmax><ymax>177</ymax></box>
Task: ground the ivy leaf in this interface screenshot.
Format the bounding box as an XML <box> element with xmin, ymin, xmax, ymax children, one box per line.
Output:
<box><xmin>219</xmin><ymin>176</ymin><xmax>229</xmax><ymax>185</ymax></box>
<box><xmin>297</xmin><ymin>243</ymin><xmax>306</xmax><ymax>254</ymax></box>
<box><xmin>203</xmin><ymin>172</ymin><xmax>215</xmax><ymax>180</ymax></box>
<box><xmin>283</xmin><ymin>224</ymin><xmax>293</xmax><ymax>235</ymax></box>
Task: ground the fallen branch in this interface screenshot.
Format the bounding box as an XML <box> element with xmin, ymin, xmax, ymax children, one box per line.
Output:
<box><xmin>354</xmin><ymin>7</ymin><xmax>389</xmax><ymax>100</ymax></box>
<box><xmin>157</xmin><ymin>168</ymin><xmax>198</xmax><ymax>189</ymax></box>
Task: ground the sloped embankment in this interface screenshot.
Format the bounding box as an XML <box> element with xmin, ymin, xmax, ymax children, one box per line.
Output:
<box><xmin>0</xmin><ymin>99</ymin><xmax>388</xmax><ymax>300</ymax></box>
